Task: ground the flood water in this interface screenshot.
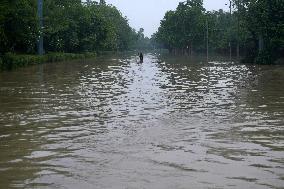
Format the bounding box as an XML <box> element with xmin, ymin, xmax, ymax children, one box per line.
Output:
<box><xmin>0</xmin><ymin>53</ymin><xmax>283</xmax><ymax>189</ymax></box>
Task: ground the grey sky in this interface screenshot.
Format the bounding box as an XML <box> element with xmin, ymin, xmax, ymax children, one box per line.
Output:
<box><xmin>106</xmin><ymin>0</ymin><xmax>230</xmax><ymax>37</ymax></box>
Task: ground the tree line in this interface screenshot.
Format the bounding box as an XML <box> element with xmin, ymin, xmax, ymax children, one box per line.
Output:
<box><xmin>153</xmin><ymin>0</ymin><xmax>283</xmax><ymax>64</ymax></box>
<box><xmin>0</xmin><ymin>0</ymin><xmax>149</xmax><ymax>55</ymax></box>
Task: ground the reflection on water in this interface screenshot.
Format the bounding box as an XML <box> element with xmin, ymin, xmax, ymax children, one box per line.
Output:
<box><xmin>0</xmin><ymin>53</ymin><xmax>283</xmax><ymax>189</ymax></box>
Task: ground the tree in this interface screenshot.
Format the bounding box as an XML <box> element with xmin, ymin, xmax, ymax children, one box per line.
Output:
<box><xmin>100</xmin><ymin>0</ymin><xmax>106</xmax><ymax>5</ymax></box>
<box><xmin>235</xmin><ymin>0</ymin><xmax>284</xmax><ymax>63</ymax></box>
<box><xmin>0</xmin><ymin>0</ymin><xmax>38</xmax><ymax>54</ymax></box>
<box><xmin>0</xmin><ymin>0</ymin><xmax>139</xmax><ymax>54</ymax></box>
<box><xmin>155</xmin><ymin>0</ymin><xmax>206</xmax><ymax>54</ymax></box>
<box><xmin>155</xmin><ymin>0</ymin><xmax>283</xmax><ymax>63</ymax></box>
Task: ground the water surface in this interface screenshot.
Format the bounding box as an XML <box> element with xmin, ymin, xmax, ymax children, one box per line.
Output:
<box><xmin>0</xmin><ymin>53</ymin><xmax>283</xmax><ymax>188</ymax></box>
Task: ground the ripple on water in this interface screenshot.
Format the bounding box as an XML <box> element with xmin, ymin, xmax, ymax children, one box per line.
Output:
<box><xmin>0</xmin><ymin>53</ymin><xmax>283</xmax><ymax>188</ymax></box>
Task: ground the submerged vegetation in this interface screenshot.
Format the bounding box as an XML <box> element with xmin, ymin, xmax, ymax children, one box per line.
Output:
<box><xmin>0</xmin><ymin>52</ymin><xmax>96</xmax><ymax>71</ymax></box>
<box><xmin>154</xmin><ymin>0</ymin><xmax>283</xmax><ymax>64</ymax></box>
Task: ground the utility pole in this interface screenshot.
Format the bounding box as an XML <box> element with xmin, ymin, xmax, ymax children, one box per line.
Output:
<box><xmin>37</xmin><ymin>0</ymin><xmax>44</xmax><ymax>55</ymax></box>
<box><xmin>237</xmin><ymin>0</ymin><xmax>240</xmax><ymax>60</ymax></box>
<box><xmin>229</xmin><ymin>0</ymin><xmax>232</xmax><ymax>62</ymax></box>
<box><xmin>206</xmin><ymin>18</ymin><xmax>209</xmax><ymax>62</ymax></box>
<box><xmin>226</xmin><ymin>1</ymin><xmax>232</xmax><ymax>62</ymax></box>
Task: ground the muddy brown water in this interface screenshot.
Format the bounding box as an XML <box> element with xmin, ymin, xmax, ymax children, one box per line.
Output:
<box><xmin>0</xmin><ymin>53</ymin><xmax>283</xmax><ymax>189</ymax></box>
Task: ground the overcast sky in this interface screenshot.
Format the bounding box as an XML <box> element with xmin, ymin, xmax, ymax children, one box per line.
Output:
<box><xmin>105</xmin><ymin>0</ymin><xmax>230</xmax><ymax>37</ymax></box>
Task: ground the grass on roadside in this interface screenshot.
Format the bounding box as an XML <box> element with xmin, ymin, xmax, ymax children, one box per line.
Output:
<box><xmin>0</xmin><ymin>52</ymin><xmax>96</xmax><ymax>71</ymax></box>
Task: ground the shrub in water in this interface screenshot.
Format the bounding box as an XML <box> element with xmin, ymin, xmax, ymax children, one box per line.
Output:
<box><xmin>0</xmin><ymin>52</ymin><xmax>96</xmax><ymax>71</ymax></box>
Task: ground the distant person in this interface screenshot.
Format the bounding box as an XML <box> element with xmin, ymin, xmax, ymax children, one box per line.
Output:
<box><xmin>139</xmin><ymin>52</ymin><xmax>143</xmax><ymax>63</ymax></box>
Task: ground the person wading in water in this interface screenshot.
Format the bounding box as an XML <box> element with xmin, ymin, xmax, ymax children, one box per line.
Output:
<box><xmin>139</xmin><ymin>52</ymin><xmax>143</xmax><ymax>63</ymax></box>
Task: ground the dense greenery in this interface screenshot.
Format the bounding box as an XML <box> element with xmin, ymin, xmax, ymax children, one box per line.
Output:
<box><xmin>135</xmin><ymin>28</ymin><xmax>152</xmax><ymax>50</ymax></box>
<box><xmin>154</xmin><ymin>0</ymin><xmax>205</xmax><ymax>55</ymax></box>
<box><xmin>237</xmin><ymin>0</ymin><xmax>284</xmax><ymax>63</ymax></box>
<box><xmin>0</xmin><ymin>0</ymin><xmax>152</xmax><ymax>71</ymax></box>
<box><xmin>0</xmin><ymin>52</ymin><xmax>96</xmax><ymax>71</ymax></box>
<box><xmin>1</xmin><ymin>0</ymin><xmax>282</xmax><ymax>65</ymax></box>
<box><xmin>0</xmin><ymin>0</ymin><xmax>38</xmax><ymax>54</ymax></box>
<box><xmin>0</xmin><ymin>0</ymin><xmax>140</xmax><ymax>55</ymax></box>
<box><xmin>154</xmin><ymin>0</ymin><xmax>283</xmax><ymax>64</ymax></box>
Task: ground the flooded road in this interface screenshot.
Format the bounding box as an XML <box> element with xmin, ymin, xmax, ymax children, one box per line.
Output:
<box><xmin>0</xmin><ymin>53</ymin><xmax>283</xmax><ymax>189</ymax></box>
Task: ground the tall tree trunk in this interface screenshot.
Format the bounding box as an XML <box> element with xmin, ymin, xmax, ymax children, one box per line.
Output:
<box><xmin>258</xmin><ymin>34</ymin><xmax>264</xmax><ymax>52</ymax></box>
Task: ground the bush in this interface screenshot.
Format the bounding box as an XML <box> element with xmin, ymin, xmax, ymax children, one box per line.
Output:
<box><xmin>0</xmin><ymin>57</ymin><xmax>3</xmax><ymax>70</ymax></box>
<box><xmin>0</xmin><ymin>52</ymin><xmax>96</xmax><ymax>71</ymax></box>
<box><xmin>45</xmin><ymin>53</ymin><xmax>95</xmax><ymax>63</ymax></box>
<box><xmin>255</xmin><ymin>50</ymin><xmax>274</xmax><ymax>64</ymax></box>
<box><xmin>1</xmin><ymin>53</ymin><xmax>46</xmax><ymax>70</ymax></box>
<box><xmin>242</xmin><ymin>48</ymin><xmax>280</xmax><ymax>65</ymax></box>
<box><xmin>83</xmin><ymin>52</ymin><xmax>97</xmax><ymax>59</ymax></box>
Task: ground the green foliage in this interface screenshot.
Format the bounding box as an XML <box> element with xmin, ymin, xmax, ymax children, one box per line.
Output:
<box><xmin>135</xmin><ymin>28</ymin><xmax>152</xmax><ymax>50</ymax></box>
<box><xmin>155</xmin><ymin>0</ymin><xmax>206</xmax><ymax>54</ymax></box>
<box><xmin>1</xmin><ymin>53</ymin><xmax>46</xmax><ymax>70</ymax></box>
<box><xmin>43</xmin><ymin>0</ymin><xmax>138</xmax><ymax>53</ymax></box>
<box><xmin>0</xmin><ymin>0</ymin><xmax>38</xmax><ymax>54</ymax></box>
<box><xmin>154</xmin><ymin>0</ymin><xmax>238</xmax><ymax>54</ymax></box>
<box><xmin>235</xmin><ymin>0</ymin><xmax>284</xmax><ymax>63</ymax></box>
<box><xmin>155</xmin><ymin>0</ymin><xmax>283</xmax><ymax>63</ymax></box>
<box><xmin>0</xmin><ymin>52</ymin><xmax>96</xmax><ymax>71</ymax></box>
<box><xmin>0</xmin><ymin>0</ymin><xmax>139</xmax><ymax>55</ymax></box>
